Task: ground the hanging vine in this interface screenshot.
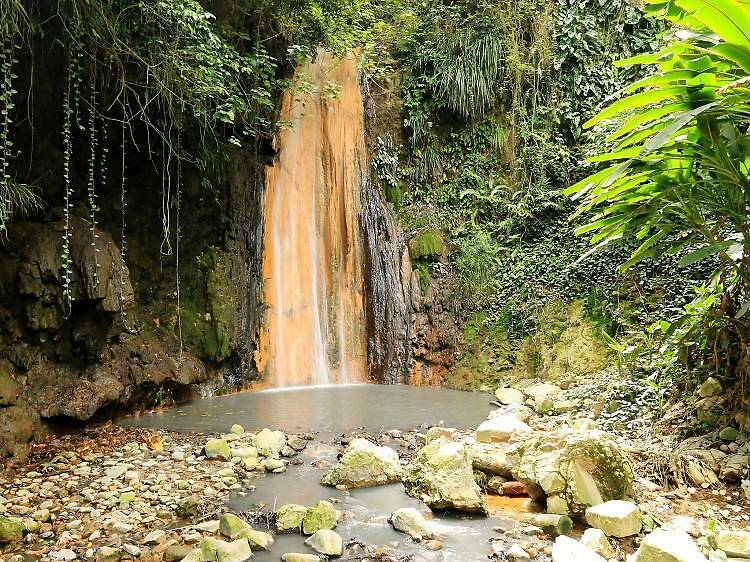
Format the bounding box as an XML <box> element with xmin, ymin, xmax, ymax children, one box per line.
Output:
<box><xmin>160</xmin><ymin>121</ymin><xmax>173</xmax><ymax>257</ymax></box>
<box><xmin>0</xmin><ymin>30</ymin><xmax>40</xmax><ymax>235</ymax></box>
<box><xmin>118</xmin><ymin>100</ymin><xmax>129</xmax><ymax>324</ymax></box>
<box><xmin>87</xmin><ymin>69</ymin><xmax>100</xmax><ymax>288</ymax></box>
<box><xmin>61</xmin><ymin>48</ymin><xmax>75</xmax><ymax>317</ymax></box>
<box><xmin>0</xmin><ymin>38</ymin><xmax>14</xmax><ymax>233</ymax></box>
<box><xmin>175</xmin><ymin>129</ymin><xmax>183</xmax><ymax>359</ymax></box>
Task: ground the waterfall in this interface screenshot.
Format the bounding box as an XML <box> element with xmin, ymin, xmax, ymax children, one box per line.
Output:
<box><xmin>256</xmin><ymin>50</ymin><xmax>368</xmax><ymax>387</ymax></box>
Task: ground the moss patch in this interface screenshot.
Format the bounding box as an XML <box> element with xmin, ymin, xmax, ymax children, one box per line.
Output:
<box><xmin>180</xmin><ymin>246</ymin><xmax>233</xmax><ymax>362</ymax></box>
<box><xmin>445</xmin><ymin>311</ymin><xmax>514</xmax><ymax>390</ymax></box>
<box><xmin>512</xmin><ymin>300</ymin><xmax>611</xmax><ymax>381</ymax></box>
<box><xmin>409</xmin><ymin>230</ymin><xmax>445</xmax><ymax>261</ymax></box>
<box><xmin>448</xmin><ymin>301</ymin><xmax>613</xmax><ymax>390</ymax></box>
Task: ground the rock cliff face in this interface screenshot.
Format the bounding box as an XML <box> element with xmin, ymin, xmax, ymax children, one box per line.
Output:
<box><xmin>0</xmin><ymin>144</ymin><xmax>266</xmax><ymax>459</ymax></box>
<box><xmin>0</xmin><ymin>43</ymin><xmax>463</xmax><ymax>458</ymax></box>
<box><xmin>361</xmin><ymin>75</ymin><xmax>459</xmax><ymax>385</ymax></box>
<box><xmin>360</xmin><ymin>169</ymin><xmax>414</xmax><ymax>384</ymax></box>
<box><xmin>0</xmin><ymin>215</ymin><xmax>210</xmax><ymax>458</ymax></box>
<box><xmin>408</xmin><ymin>270</ymin><xmax>460</xmax><ymax>385</ymax></box>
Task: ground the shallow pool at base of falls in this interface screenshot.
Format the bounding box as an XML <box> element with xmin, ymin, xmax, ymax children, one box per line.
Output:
<box><xmin>123</xmin><ymin>384</ymin><xmax>520</xmax><ymax>561</ymax></box>
<box><xmin>123</xmin><ymin>384</ymin><xmax>494</xmax><ymax>437</ymax></box>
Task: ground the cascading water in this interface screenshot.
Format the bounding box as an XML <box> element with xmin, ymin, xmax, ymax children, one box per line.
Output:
<box><xmin>256</xmin><ymin>50</ymin><xmax>369</xmax><ymax>387</ymax></box>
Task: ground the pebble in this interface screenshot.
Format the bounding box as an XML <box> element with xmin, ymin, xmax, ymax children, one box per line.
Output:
<box><xmin>51</xmin><ymin>549</ymin><xmax>78</xmax><ymax>561</ymax></box>
<box><xmin>123</xmin><ymin>544</ymin><xmax>141</xmax><ymax>556</ymax></box>
<box><xmin>143</xmin><ymin>529</ymin><xmax>166</xmax><ymax>544</ymax></box>
<box><xmin>111</xmin><ymin>521</ymin><xmax>134</xmax><ymax>533</ymax></box>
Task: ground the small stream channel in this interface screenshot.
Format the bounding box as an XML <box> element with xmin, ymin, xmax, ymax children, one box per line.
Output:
<box><xmin>123</xmin><ymin>384</ymin><xmax>521</xmax><ymax>560</ymax></box>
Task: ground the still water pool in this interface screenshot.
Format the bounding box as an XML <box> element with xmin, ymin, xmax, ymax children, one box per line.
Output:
<box><xmin>124</xmin><ymin>384</ymin><xmax>517</xmax><ymax>561</ymax></box>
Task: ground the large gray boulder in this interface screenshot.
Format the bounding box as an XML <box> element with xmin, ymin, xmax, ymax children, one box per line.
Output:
<box><xmin>495</xmin><ymin>387</ymin><xmax>525</xmax><ymax>405</ymax></box>
<box><xmin>391</xmin><ymin>508</ymin><xmax>432</xmax><ymax>540</ymax></box>
<box><xmin>403</xmin><ymin>437</ymin><xmax>486</xmax><ymax>513</ymax></box>
<box><xmin>507</xmin><ymin>428</ymin><xmax>633</xmax><ymax>518</ymax></box>
<box><xmin>253</xmin><ymin>428</ymin><xmax>286</xmax><ymax>457</ymax></box>
<box><xmin>321</xmin><ymin>438</ymin><xmax>402</xmax><ymax>489</ymax></box>
<box><xmin>469</xmin><ymin>442</ymin><xmax>513</xmax><ymax>477</ymax></box>
<box><xmin>304</xmin><ymin>530</ymin><xmax>343</xmax><ymax>556</ymax></box>
<box><xmin>476</xmin><ymin>415</ymin><xmax>531</xmax><ymax>443</ymax></box>
<box><xmin>551</xmin><ymin>536</ymin><xmax>605</xmax><ymax>562</ymax></box>
<box><xmin>715</xmin><ymin>530</ymin><xmax>750</xmax><ymax>558</ymax></box>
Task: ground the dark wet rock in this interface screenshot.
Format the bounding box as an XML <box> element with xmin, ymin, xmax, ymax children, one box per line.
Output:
<box><xmin>360</xmin><ymin>161</ymin><xmax>413</xmax><ymax>383</ymax></box>
<box><xmin>0</xmin><ymin>399</ymin><xmax>41</xmax><ymax>459</ymax></box>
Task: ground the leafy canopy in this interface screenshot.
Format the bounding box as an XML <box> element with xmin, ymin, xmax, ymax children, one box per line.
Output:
<box><xmin>568</xmin><ymin>0</ymin><xmax>750</xmax><ymax>374</ymax></box>
<box><xmin>568</xmin><ymin>0</ymin><xmax>750</xmax><ymax>276</ymax></box>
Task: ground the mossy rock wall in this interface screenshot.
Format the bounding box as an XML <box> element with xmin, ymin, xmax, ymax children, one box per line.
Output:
<box><xmin>448</xmin><ymin>300</ymin><xmax>612</xmax><ymax>390</ymax></box>
<box><xmin>181</xmin><ymin>247</ymin><xmax>234</xmax><ymax>362</ymax></box>
<box><xmin>514</xmin><ymin>300</ymin><xmax>611</xmax><ymax>381</ymax></box>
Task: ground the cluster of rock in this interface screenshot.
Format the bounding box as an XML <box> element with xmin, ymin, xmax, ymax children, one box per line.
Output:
<box><xmin>0</xmin><ymin>424</ymin><xmax>309</xmax><ymax>561</ymax></box>
<box><xmin>4</xmin><ymin>376</ymin><xmax>750</xmax><ymax>562</ymax></box>
<box><xmin>0</xmin><ymin>218</ymin><xmax>228</xmax><ymax>461</ymax></box>
<box><xmin>495</xmin><ymin>381</ymin><xmax>577</xmax><ymax>416</ymax></box>
<box><xmin>485</xmin><ymin>380</ymin><xmax>750</xmax><ymax>562</ymax></box>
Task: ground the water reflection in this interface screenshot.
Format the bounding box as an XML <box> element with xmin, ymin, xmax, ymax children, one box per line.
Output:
<box><xmin>123</xmin><ymin>384</ymin><xmax>493</xmax><ymax>437</ymax></box>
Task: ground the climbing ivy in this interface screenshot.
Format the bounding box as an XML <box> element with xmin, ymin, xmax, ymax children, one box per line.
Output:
<box><xmin>363</xmin><ymin>0</ymin><xmax>669</xmax><ymax>336</ymax></box>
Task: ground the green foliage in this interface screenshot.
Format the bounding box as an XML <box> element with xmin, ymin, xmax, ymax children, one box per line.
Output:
<box><xmin>553</xmin><ymin>0</ymin><xmax>662</xmax><ymax>142</ymax></box>
<box><xmin>454</xmin><ymin>227</ymin><xmax>502</xmax><ymax>309</ymax></box>
<box><xmin>417</xmin><ymin>17</ymin><xmax>503</xmax><ymax>117</ymax></box>
<box><xmin>372</xmin><ymin>135</ymin><xmax>404</xmax><ymax>208</ymax></box>
<box><xmin>414</xmin><ymin>261</ymin><xmax>431</xmax><ymax>293</ymax></box>
<box><xmin>63</xmin><ymin>0</ymin><xmax>276</xmax><ymax>140</ymax></box>
<box><xmin>1</xmin><ymin>0</ymin><xmax>28</xmax><ymax>39</ymax></box>
<box><xmin>385</xmin><ymin>0</ymin><xmax>663</xmax><ymax>330</ymax></box>
<box><xmin>569</xmin><ymin>0</ymin><xmax>750</xmax><ymax>385</ymax></box>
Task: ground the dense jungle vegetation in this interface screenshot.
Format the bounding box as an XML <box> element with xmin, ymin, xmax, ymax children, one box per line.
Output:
<box><xmin>2</xmin><ymin>0</ymin><xmax>750</xmax><ymax>421</ymax></box>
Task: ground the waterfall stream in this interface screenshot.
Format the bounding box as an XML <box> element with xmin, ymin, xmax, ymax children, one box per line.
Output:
<box><xmin>256</xmin><ymin>50</ymin><xmax>369</xmax><ymax>386</ymax></box>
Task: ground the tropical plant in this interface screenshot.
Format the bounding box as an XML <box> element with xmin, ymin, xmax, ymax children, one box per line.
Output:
<box><xmin>567</xmin><ymin>0</ymin><xmax>750</xmax><ymax>383</ymax></box>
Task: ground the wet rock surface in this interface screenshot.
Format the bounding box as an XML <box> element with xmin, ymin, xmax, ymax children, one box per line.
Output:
<box><xmin>320</xmin><ymin>438</ymin><xmax>402</xmax><ymax>489</ymax></box>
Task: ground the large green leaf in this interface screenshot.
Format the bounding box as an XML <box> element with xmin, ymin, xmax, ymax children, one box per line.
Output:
<box><xmin>670</xmin><ymin>0</ymin><xmax>750</xmax><ymax>46</ymax></box>
<box><xmin>677</xmin><ymin>240</ymin><xmax>736</xmax><ymax>265</ymax></box>
<box><xmin>585</xmin><ymin>88</ymin><xmax>684</xmax><ymax>129</ymax></box>
<box><xmin>624</xmin><ymin>70</ymin><xmax>702</xmax><ymax>93</ymax></box>
<box><xmin>608</xmin><ymin>103</ymin><xmax>687</xmax><ymax>141</ymax></box>
<box><xmin>711</xmin><ymin>43</ymin><xmax>750</xmax><ymax>72</ymax></box>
